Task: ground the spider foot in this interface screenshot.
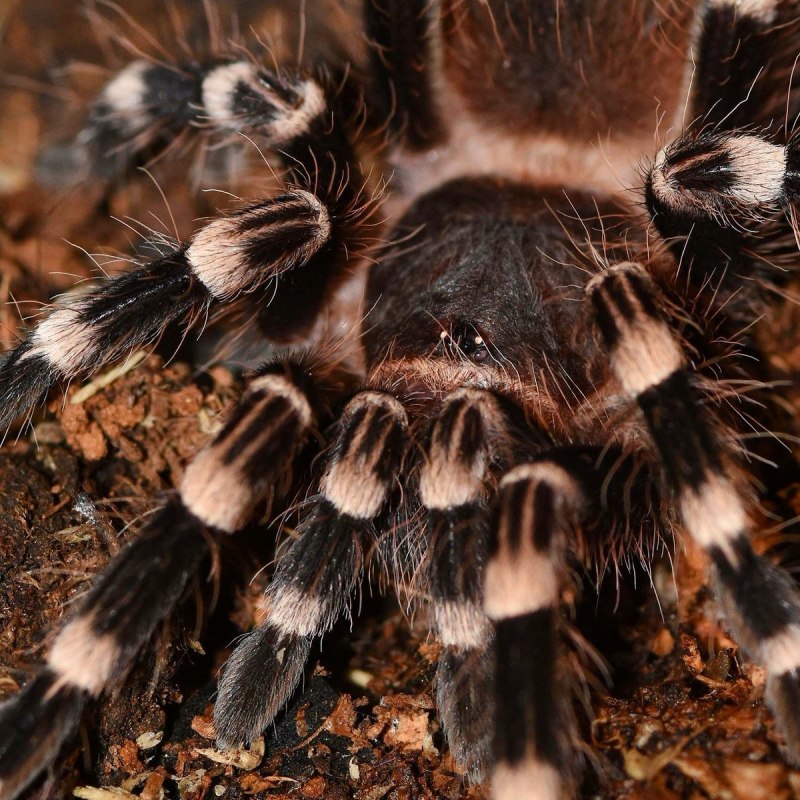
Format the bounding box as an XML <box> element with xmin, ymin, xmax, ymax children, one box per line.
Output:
<box><xmin>213</xmin><ymin>627</ymin><xmax>312</xmax><ymax>748</ymax></box>
<box><xmin>435</xmin><ymin>645</ymin><xmax>493</xmax><ymax>783</ymax></box>
<box><xmin>590</xmin><ymin>258</ymin><xmax>800</xmax><ymax>768</ymax></box>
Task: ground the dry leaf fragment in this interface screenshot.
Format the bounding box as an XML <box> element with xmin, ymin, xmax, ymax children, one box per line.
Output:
<box><xmin>194</xmin><ymin>737</ymin><xmax>265</xmax><ymax>770</ymax></box>
<box><xmin>73</xmin><ymin>788</ymin><xmax>136</xmax><ymax>800</ymax></box>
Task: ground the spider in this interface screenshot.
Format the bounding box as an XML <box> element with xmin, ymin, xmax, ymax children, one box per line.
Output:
<box><xmin>2</xmin><ymin>0</ymin><xmax>800</xmax><ymax>798</ymax></box>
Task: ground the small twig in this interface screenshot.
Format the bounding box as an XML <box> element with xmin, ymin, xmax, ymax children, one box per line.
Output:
<box><xmin>70</xmin><ymin>350</ymin><xmax>148</xmax><ymax>405</ymax></box>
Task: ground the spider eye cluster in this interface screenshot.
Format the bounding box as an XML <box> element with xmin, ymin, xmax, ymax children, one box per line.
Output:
<box><xmin>437</xmin><ymin>323</ymin><xmax>489</xmax><ymax>362</ymax></box>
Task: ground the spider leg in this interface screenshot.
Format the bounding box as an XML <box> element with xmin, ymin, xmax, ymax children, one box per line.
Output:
<box><xmin>646</xmin><ymin>129</ymin><xmax>800</xmax><ymax>228</ymax></box>
<box><xmin>420</xmin><ymin>390</ymin><xmax>508</xmax><ymax>655</ymax></box>
<box><xmin>435</xmin><ymin>640</ymin><xmax>494</xmax><ymax>781</ymax></box>
<box><xmin>688</xmin><ymin>0</ymin><xmax>800</xmax><ymax>133</ymax></box>
<box><xmin>420</xmin><ymin>407</ymin><xmax>659</xmax><ymax>800</ymax></box>
<box><xmin>363</xmin><ymin>0</ymin><xmax>444</xmax><ymax>149</ymax></box>
<box><xmin>213</xmin><ymin>389</ymin><xmax>408</xmax><ymax>746</ymax></box>
<box><xmin>0</xmin><ymin>163</ymin><xmax>369</xmax><ymax>431</ymax></box>
<box><xmin>589</xmin><ymin>261</ymin><xmax>800</xmax><ymax>762</ymax></box>
<box><xmin>643</xmin><ymin>126</ymin><xmax>800</xmax><ymax>339</ymax></box>
<box><xmin>414</xmin><ymin>387</ymin><xmax>608</xmax><ymax>790</ymax></box>
<box><xmin>80</xmin><ymin>57</ymin><xmax>359</xmax><ymax>186</ymax></box>
<box><xmin>0</xmin><ymin>358</ymin><xmax>335</xmax><ymax>800</ymax></box>
<box><xmin>644</xmin><ymin>0</ymin><xmax>800</xmax><ymax>312</ymax></box>
<box><xmin>485</xmin><ymin>459</ymin><xmax>590</xmax><ymax>800</ymax></box>
<box><xmin>417</xmin><ymin>388</ymin><xmax>520</xmax><ymax>780</ymax></box>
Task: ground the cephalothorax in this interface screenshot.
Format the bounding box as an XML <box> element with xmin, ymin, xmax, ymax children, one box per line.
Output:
<box><xmin>2</xmin><ymin>2</ymin><xmax>800</xmax><ymax>798</ymax></box>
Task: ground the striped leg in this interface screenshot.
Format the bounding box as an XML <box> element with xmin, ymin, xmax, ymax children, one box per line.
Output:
<box><xmin>690</xmin><ymin>0</ymin><xmax>800</xmax><ymax>133</ymax></box>
<box><xmin>81</xmin><ymin>57</ymin><xmax>372</xmax><ymax>252</ymax></box>
<box><xmin>0</xmin><ymin>183</ymin><xmax>350</xmax><ymax>431</ymax></box>
<box><xmin>647</xmin><ymin>131</ymin><xmax>800</xmax><ymax>225</ymax></box>
<box><xmin>0</xmin><ymin>360</ymin><xmax>322</xmax><ymax>800</ymax></box>
<box><xmin>645</xmin><ymin>0</ymin><xmax>800</xmax><ymax>302</ymax></box>
<box><xmin>589</xmin><ymin>262</ymin><xmax>800</xmax><ymax>762</ymax></box>
<box><xmin>417</xmin><ymin>389</ymin><xmax>518</xmax><ymax>779</ymax></box>
<box><xmin>364</xmin><ymin>0</ymin><xmax>444</xmax><ymax>149</ymax></box>
<box><xmin>644</xmin><ymin>129</ymin><xmax>800</xmax><ymax>359</ymax></box>
<box><xmin>80</xmin><ymin>57</ymin><xmax>358</xmax><ymax>186</ymax></box>
<box><xmin>213</xmin><ymin>390</ymin><xmax>407</xmax><ymax>746</ymax></box>
<box><xmin>485</xmin><ymin>462</ymin><xmax>584</xmax><ymax>800</ymax></box>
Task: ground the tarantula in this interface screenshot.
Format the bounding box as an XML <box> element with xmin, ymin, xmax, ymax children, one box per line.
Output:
<box><xmin>2</xmin><ymin>0</ymin><xmax>800</xmax><ymax>798</ymax></box>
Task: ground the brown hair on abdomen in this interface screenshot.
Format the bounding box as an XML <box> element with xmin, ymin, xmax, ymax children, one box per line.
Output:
<box><xmin>440</xmin><ymin>0</ymin><xmax>692</xmax><ymax>141</ymax></box>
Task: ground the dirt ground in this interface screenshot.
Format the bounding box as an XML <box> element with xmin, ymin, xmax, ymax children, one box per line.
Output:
<box><xmin>3</xmin><ymin>2</ymin><xmax>800</xmax><ymax>799</ymax></box>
